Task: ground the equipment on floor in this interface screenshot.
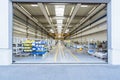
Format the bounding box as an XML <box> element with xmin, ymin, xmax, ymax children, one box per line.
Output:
<box><xmin>79</xmin><ymin>48</ymin><xmax>83</xmax><ymax>51</ymax></box>
<box><xmin>92</xmin><ymin>51</ymin><xmax>107</xmax><ymax>59</ymax></box>
<box><xmin>87</xmin><ymin>40</ymin><xmax>108</xmax><ymax>60</ymax></box>
<box><xmin>88</xmin><ymin>49</ymin><xmax>95</xmax><ymax>54</ymax></box>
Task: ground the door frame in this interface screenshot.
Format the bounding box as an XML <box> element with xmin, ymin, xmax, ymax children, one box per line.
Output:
<box><xmin>11</xmin><ymin>0</ymin><xmax>111</xmax><ymax>64</ymax></box>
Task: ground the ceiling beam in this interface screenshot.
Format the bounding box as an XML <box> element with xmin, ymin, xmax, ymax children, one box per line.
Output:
<box><xmin>71</xmin><ymin>16</ymin><xmax>107</xmax><ymax>37</ymax></box>
<box><xmin>42</xmin><ymin>23</ymin><xmax>77</xmax><ymax>25</ymax></box>
<box><xmin>38</xmin><ymin>3</ymin><xmax>57</xmax><ymax>33</ymax></box>
<box><xmin>33</xmin><ymin>15</ymin><xmax>86</xmax><ymax>19</ymax></box>
<box><xmin>62</xmin><ymin>4</ymin><xmax>81</xmax><ymax>33</ymax></box>
<box><xmin>13</xmin><ymin>3</ymin><xmax>54</xmax><ymax>38</ymax></box>
<box><xmin>69</xmin><ymin>4</ymin><xmax>106</xmax><ymax>35</ymax></box>
<box><xmin>44</xmin><ymin>24</ymin><xmax>76</xmax><ymax>27</ymax></box>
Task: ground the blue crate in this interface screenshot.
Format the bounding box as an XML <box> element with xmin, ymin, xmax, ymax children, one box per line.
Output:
<box><xmin>32</xmin><ymin>51</ymin><xmax>47</xmax><ymax>55</ymax></box>
<box><xmin>88</xmin><ymin>49</ymin><xmax>95</xmax><ymax>54</ymax></box>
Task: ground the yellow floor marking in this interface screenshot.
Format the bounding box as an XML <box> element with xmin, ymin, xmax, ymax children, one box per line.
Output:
<box><xmin>67</xmin><ymin>47</ymin><xmax>80</xmax><ymax>62</ymax></box>
<box><xmin>61</xmin><ymin>45</ymin><xmax>65</xmax><ymax>58</ymax></box>
<box><xmin>70</xmin><ymin>52</ymin><xmax>80</xmax><ymax>61</ymax></box>
<box><xmin>54</xmin><ymin>46</ymin><xmax>59</xmax><ymax>62</ymax></box>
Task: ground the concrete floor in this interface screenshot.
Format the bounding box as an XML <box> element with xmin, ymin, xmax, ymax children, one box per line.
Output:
<box><xmin>13</xmin><ymin>43</ymin><xmax>106</xmax><ymax>64</ymax></box>
<box><xmin>0</xmin><ymin>64</ymin><xmax>120</xmax><ymax>80</ymax></box>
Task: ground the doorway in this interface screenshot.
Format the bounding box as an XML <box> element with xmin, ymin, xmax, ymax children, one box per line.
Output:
<box><xmin>12</xmin><ymin>1</ymin><xmax>110</xmax><ymax>64</ymax></box>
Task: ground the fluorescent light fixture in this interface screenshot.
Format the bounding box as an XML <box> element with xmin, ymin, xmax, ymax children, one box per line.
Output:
<box><xmin>31</xmin><ymin>4</ymin><xmax>38</xmax><ymax>7</ymax></box>
<box><xmin>88</xmin><ymin>6</ymin><xmax>96</xmax><ymax>14</ymax></box>
<box><xmin>81</xmin><ymin>5</ymin><xmax>88</xmax><ymax>7</ymax></box>
<box><xmin>50</xmin><ymin>29</ymin><xmax>54</xmax><ymax>33</ymax></box>
<box><xmin>80</xmin><ymin>18</ymin><xmax>85</xmax><ymax>22</ymax></box>
<box><xmin>55</xmin><ymin>5</ymin><xmax>65</xmax><ymax>34</ymax></box>
<box><xmin>33</xmin><ymin>17</ymin><xmax>38</xmax><ymax>23</ymax></box>
<box><xmin>65</xmin><ymin>29</ymin><xmax>69</xmax><ymax>33</ymax></box>
<box><xmin>57</xmin><ymin>20</ymin><xmax>63</xmax><ymax>24</ymax></box>
<box><xmin>57</xmin><ymin>28</ymin><xmax>62</xmax><ymax>31</ymax></box>
<box><xmin>55</xmin><ymin>5</ymin><xmax>65</xmax><ymax>16</ymax></box>
<box><xmin>58</xmin><ymin>35</ymin><xmax>61</xmax><ymax>38</ymax></box>
<box><xmin>58</xmin><ymin>32</ymin><xmax>61</xmax><ymax>34</ymax></box>
<box><xmin>45</xmin><ymin>5</ymin><xmax>50</xmax><ymax>16</ymax></box>
<box><xmin>69</xmin><ymin>6</ymin><xmax>75</xmax><ymax>16</ymax></box>
<box><xmin>57</xmin><ymin>26</ymin><xmax>62</xmax><ymax>28</ymax></box>
<box><xmin>67</xmin><ymin>18</ymin><xmax>70</xmax><ymax>22</ymax></box>
<box><xmin>58</xmin><ymin>30</ymin><xmax>62</xmax><ymax>34</ymax></box>
<box><xmin>21</xmin><ymin>6</ymin><xmax>31</xmax><ymax>16</ymax></box>
<box><xmin>57</xmin><ymin>27</ymin><xmax>62</xmax><ymax>31</ymax></box>
<box><xmin>58</xmin><ymin>30</ymin><xmax>62</xmax><ymax>32</ymax></box>
<box><xmin>50</xmin><ymin>18</ymin><xmax>52</xmax><ymax>23</ymax></box>
<box><xmin>53</xmin><ymin>16</ymin><xmax>66</xmax><ymax>20</ymax></box>
<box><xmin>58</xmin><ymin>31</ymin><xmax>62</xmax><ymax>33</ymax></box>
<box><xmin>57</xmin><ymin>28</ymin><xmax>62</xmax><ymax>34</ymax></box>
<box><xmin>56</xmin><ymin>24</ymin><xmax>63</xmax><ymax>26</ymax></box>
<box><xmin>55</xmin><ymin>19</ymin><xmax>63</xmax><ymax>30</ymax></box>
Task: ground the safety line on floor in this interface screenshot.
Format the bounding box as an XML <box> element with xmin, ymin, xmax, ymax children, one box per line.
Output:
<box><xmin>61</xmin><ymin>45</ymin><xmax>65</xmax><ymax>58</ymax></box>
<box><xmin>67</xmin><ymin>48</ymin><xmax>80</xmax><ymax>62</ymax></box>
<box><xmin>62</xmin><ymin>47</ymin><xmax>65</xmax><ymax>58</ymax></box>
<box><xmin>59</xmin><ymin>46</ymin><xmax>63</xmax><ymax>61</ymax></box>
<box><xmin>59</xmin><ymin>45</ymin><xmax>64</xmax><ymax>61</ymax></box>
<box><xmin>54</xmin><ymin>46</ymin><xmax>59</xmax><ymax>62</ymax></box>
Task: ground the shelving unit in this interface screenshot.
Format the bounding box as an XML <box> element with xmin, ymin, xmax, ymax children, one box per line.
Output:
<box><xmin>23</xmin><ymin>43</ymin><xmax>32</xmax><ymax>53</ymax></box>
<box><xmin>32</xmin><ymin>40</ymin><xmax>48</xmax><ymax>56</ymax></box>
<box><xmin>13</xmin><ymin>43</ymin><xmax>23</xmax><ymax>56</ymax></box>
<box><xmin>22</xmin><ymin>40</ymin><xmax>34</xmax><ymax>56</ymax></box>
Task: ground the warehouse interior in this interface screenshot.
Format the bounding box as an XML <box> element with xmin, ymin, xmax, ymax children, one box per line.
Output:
<box><xmin>12</xmin><ymin>3</ymin><xmax>107</xmax><ymax>63</ymax></box>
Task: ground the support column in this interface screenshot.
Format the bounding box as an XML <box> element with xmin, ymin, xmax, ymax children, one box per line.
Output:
<box><xmin>110</xmin><ymin>0</ymin><xmax>120</xmax><ymax>65</ymax></box>
<box><xmin>0</xmin><ymin>0</ymin><xmax>12</xmax><ymax>65</ymax></box>
<box><xmin>26</xmin><ymin>18</ymin><xmax>29</xmax><ymax>39</ymax></box>
<box><xmin>26</xmin><ymin>27</ymin><xmax>29</xmax><ymax>38</ymax></box>
<box><xmin>35</xmin><ymin>27</ymin><xmax>38</xmax><ymax>39</ymax></box>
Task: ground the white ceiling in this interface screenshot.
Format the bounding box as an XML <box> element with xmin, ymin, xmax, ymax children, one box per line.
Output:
<box><xmin>13</xmin><ymin>3</ymin><xmax>106</xmax><ymax>37</ymax></box>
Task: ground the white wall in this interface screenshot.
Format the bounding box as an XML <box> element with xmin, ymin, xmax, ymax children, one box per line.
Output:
<box><xmin>72</xmin><ymin>22</ymin><xmax>107</xmax><ymax>42</ymax></box>
<box><xmin>0</xmin><ymin>0</ymin><xmax>120</xmax><ymax>65</ymax></box>
<box><xmin>0</xmin><ymin>0</ymin><xmax>12</xmax><ymax>65</ymax></box>
<box><xmin>13</xmin><ymin>19</ymin><xmax>47</xmax><ymax>40</ymax></box>
<box><xmin>81</xmin><ymin>30</ymin><xmax>107</xmax><ymax>42</ymax></box>
<box><xmin>111</xmin><ymin>0</ymin><xmax>120</xmax><ymax>65</ymax></box>
<box><xmin>0</xmin><ymin>0</ymin><xmax>9</xmax><ymax>48</ymax></box>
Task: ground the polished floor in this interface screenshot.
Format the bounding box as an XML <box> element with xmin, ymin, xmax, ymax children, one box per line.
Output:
<box><xmin>0</xmin><ymin>65</ymin><xmax>120</xmax><ymax>80</ymax></box>
<box><xmin>13</xmin><ymin>42</ymin><xmax>106</xmax><ymax>64</ymax></box>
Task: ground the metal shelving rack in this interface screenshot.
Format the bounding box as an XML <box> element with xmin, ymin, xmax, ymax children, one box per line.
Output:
<box><xmin>13</xmin><ymin>43</ymin><xmax>23</xmax><ymax>56</ymax></box>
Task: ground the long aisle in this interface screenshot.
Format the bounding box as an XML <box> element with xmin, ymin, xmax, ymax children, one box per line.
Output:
<box><xmin>14</xmin><ymin>42</ymin><xmax>106</xmax><ymax>63</ymax></box>
<box><xmin>37</xmin><ymin>42</ymin><xmax>80</xmax><ymax>63</ymax></box>
<box><xmin>54</xmin><ymin>42</ymin><xmax>80</xmax><ymax>63</ymax></box>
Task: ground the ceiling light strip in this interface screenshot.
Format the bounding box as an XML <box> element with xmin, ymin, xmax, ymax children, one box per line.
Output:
<box><xmin>14</xmin><ymin>4</ymin><xmax>54</xmax><ymax>38</ymax></box>
<box><xmin>69</xmin><ymin>4</ymin><xmax>106</xmax><ymax>35</ymax></box>
<box><xmin>63</xmin><ymin>4</ymin><xmax>81</xmax><ymax>33</ymax></box>
<box><xmin>55</xmin><ymin>5</ymin><xmax>65</xmax><ymax>16</ymax></box>
<box><xmin>69</xmin><ymin>6</ymin><xmax>75</xmax><ymax>16</ymax></box>
<box><xmin>88</xmin><ymin>6</ymin><xmax>97</xmax><ymax>14</ymax></box>
<box><xmin>45</xmin><ymin>5</ymin><xmax>50</xmax><ymax>16</ymax></box>
<box><xmin>20</xmin><ymin>5</ymin><xmax>32</xmax><ymax>16</ymax></box>
<box><xmin>55</xmin><ymin>5</ymin><xmax>65</xmax><ymax>34</ymax></box>
<box><xmin>38</xmin><ymin>3</ymin><xmax>56</xmax><ymax>33</ymax></box>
